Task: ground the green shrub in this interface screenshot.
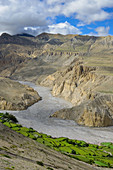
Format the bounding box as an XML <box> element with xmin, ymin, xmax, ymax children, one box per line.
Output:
<box><xmin>11</xmin><ymin>127</ymin><xmax>20</xmax><ymax>131</ymax></box>
<box><xmin>36</xmin><ymin>161</ymin><xmax>44</xmax><ymax>166</ymax></box>
<box><xmin>71</xmin><ymin>149</ymin><xmax>76</xmax><ymax>154</ymax></box>
<box><xmin>47</xmin><ymin>167</ymin><xmax>54</xmax><ymax>170</ymax></box>
<box><xmin>0</xmin><ymin>113</ymin><xmax>3</xmax><ymax>116</ymax></box>
<box><xmin>94</xmin><ymin>161</ymin><xmax>108</xmax><ymax>167</ymax></box>
<box><xmin>2</xmin><ymin>112</ymin><xmax>18</xmax><ymax>123</ymax></box>
<box><xmin>2</xmin><ymin>154</ymin><xmax>11</xmax><ymax>159</ymax></box>
<box><xmin>3</xmin><ymin>122</ymin><xmax>12</xmax><ymax>128</ymax></box>
<box><xmin>101</xmin><ymin>142</ymin><xmax>112</xmax><ymax>147</ymax></box>
<box><xmin>18</xmin><ymin>131</ymin><xmax>28</xmax><ymax>137</ymax></box>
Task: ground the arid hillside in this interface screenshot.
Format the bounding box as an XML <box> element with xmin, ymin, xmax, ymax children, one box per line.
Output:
<box><xmin>0</xmin><ymin>77</ymin><xmax>41</xmax><ymax>110</ymax></box>
<box><xmin>0</xmin><ymin>33</ymin><xmax>113</xmax><ymax>80</ymax></box>
<box><xmin>0</xmin><ymin>33</ymin><xmax>113</xmax><ymax>126</ymax></box>
<box><xmin>0</xmin><ymin>122</ymin><xmax>104</xmax><ymax>170</ymax></box>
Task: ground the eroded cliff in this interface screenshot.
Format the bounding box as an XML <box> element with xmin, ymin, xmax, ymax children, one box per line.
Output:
<box><xmin>41</xmin><ymin>61</ymin><xmax>113</xmax><ymax>127</ymax></box>
<box><xmin>52</xmin><ymin>94</ymin><xmax>113</xmax><ymax>127</ymax></box>
<box><xmin>0</xmin><ymin>78</ymin><xmax>41</xmax><ymax>110</ymax></box>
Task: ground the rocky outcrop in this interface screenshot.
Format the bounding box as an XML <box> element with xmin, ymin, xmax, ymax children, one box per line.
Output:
<box><xmin>43</xmin><ymin>61</ymin><xmax>113</xmax><ymax>127</ymax></box>
<box><xmin>41</xmin><ymin>62</ymin><xmax>107</xmax><ymax>105</ymax></box>
<box><xmin>52</xmin><ymin>94</ymin><xmax>113</xmax><ymax>127</ymax></box>
<box><xmin>0</xmin><ymin>78</ymin><xmax>41</xmax><ymax>110</ymax></box>
<box><xmin>78</xmin><ymin>106</ymin><xmax>113</xmax><ymax>127</ymax></box>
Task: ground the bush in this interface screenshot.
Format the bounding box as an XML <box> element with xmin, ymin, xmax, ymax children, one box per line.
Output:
<box><xmin>72</xmin><ymin>150</ymin><xmax>76</xmax><ymax>154</ymax></box>
<box><xmin>47</xmin><ymin>167</ymin><xmax>54</xmax><ymax>170</ymax></box>
<box><xmin>36</xmin><ymin>161</ymin><xmax>44</xmax><ymax>166</ymax></box>
<box><xmin>2</xmin><ymin>112</ymin><xmax>18</xmax><ymax>123</ymax></box>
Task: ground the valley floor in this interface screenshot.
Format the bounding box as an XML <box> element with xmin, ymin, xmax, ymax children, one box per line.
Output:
<box><xmin>1</xmin><ymin>81</ymin><xmax>113</xmax><ymax>145</ymax></box>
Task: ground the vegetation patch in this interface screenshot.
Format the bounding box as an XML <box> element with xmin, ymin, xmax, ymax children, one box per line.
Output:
<box><xmin>1</xmin><ymin>112</ymin><xmax>18</xmax><ymax>123</ymax></box>
<box><xmin>1</xmin><ymin>112</ymin><xmax>113</xmax><ymax>168</ymax></box>
<box><xmin>94</xmin><ymin>161</ymin><xmax>108</xmax><ymax>167</ymax></box>
<box><xmin>36</xmin><ymin>161</ymin><xmax>44</xmax><ymax>166</ymax></box>
<box><xmin>2</xmin><ymin>154</ymin><xmax>11</xmax><ymax>159</ymax></box>
<box><xmin>5</xmin><ymin>167</ymin><xmax>15</xmax><ymax>170</ymax></box>
<box><xmin>47</xmin><ymin>167</ymin><xmax>54</xmax><ymax>170</ymax></box>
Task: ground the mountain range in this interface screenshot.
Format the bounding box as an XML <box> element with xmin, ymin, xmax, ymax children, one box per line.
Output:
<box><xmin>0</xmin><ymin>32</ymin><xmax>113</xmax><ymax>127</ymax></box>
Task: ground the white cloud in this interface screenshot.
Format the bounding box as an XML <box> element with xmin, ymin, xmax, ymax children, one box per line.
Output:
<box><xmin>24</xmin><ymin>22</ymin><xmax>82</xmax><ymax>35</ymax></box>
<box><xmin>47</xmin><ymin>22</ymin><xmax>82</xmax><ymax>35</ymax></box>
<box><xmin>61</xmin><ymin>0</ymin><xmax>113</xmax><ymax>24</ymax></box>
<box><xmin>89</xmin><ymin>26</ymin><xmax>110</xmax><ymax>36</ymax></box>
<box><xmin>0</xmin><ymin>0</ymin><xmax>48</xmax><ymax>34</ymax></box>
<box><xmin>0</xmin><ymin>0</ymin><xmax>112</xmax><ymax>35</ymax></box>
<box><xmin>95</xmin><ymin>26</ymin><xmax>110</xmax><ymax>36</ymax></box>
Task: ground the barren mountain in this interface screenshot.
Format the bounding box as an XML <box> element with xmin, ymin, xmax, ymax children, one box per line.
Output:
<box><xmin>0</xmin><ymin>33</ymin><xmax>113</xmax><ymax>126</ymax></box>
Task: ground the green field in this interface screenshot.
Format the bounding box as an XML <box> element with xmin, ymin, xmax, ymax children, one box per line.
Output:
<box><xmin>1</xmin><ymin>112</ymin><xmax>113</xmax><ymax>168</ymax></box>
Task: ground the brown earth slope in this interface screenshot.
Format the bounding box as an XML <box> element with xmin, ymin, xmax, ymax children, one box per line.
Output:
<box><xmin>0</xmin><ymin>77</ymin><xmax>41</xmax><ymax>110</ymax></box>
<box><xmin>0</xmin><ymin>122</ymin><xmax>107</xmax><ymax>170</ymax></box>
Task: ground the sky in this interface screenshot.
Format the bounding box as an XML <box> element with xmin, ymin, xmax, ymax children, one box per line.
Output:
<box><xmin>0</xmin><ymin>0</ymin><xmax>113</xmax><ymax>36</ymax></box>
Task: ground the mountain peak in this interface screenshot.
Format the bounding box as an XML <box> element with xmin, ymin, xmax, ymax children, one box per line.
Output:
<box><xmin>1</xmin><ymin>32</ymin><xmax>12</xmax><ymax>37</ymax></box>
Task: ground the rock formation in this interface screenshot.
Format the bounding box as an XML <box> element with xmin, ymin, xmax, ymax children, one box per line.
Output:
<box><xmin>42</xmin><ymin>61</ymin><xmax>113</xmax><ymax>127</ymax></box>
<box><xmin>0</xmin><ymin>77</ymin><xmax>41</xmax><ymax>110</ymax></box>
<box><xmin>41</xmin><ymin>62</ymin><xmax>107</xmax><ymax>105</ymax></box>
<box><xmin>52</xmin><ymin>94</ymin><xmax>113</xmax><ymax>127</ymax></box>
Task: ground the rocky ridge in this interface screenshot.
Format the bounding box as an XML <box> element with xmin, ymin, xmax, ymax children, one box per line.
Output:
<box><xmin>0</xmin><ymin>77</ymin><xmax>41</xmax><ymax>110</ymax></box>
<box><xmin>41</xmin><ymin>62</ymin><xmax>113</xmax><ymax>127</ymax></box>
<box><xmin>41</xmin><ymin>62</ymin><xmax>106</xmax><ymax>105</ymax></box>
<box><xmin>52</xmin><ymin>93</ymin><xmax>113</xmax><ymax>127</ymax></box>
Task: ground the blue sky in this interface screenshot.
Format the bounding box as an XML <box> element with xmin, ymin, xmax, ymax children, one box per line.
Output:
<box><xmin>0</xmin><ymin>0</ymin><xmax>113</xmax><ymax>36</ymax></box>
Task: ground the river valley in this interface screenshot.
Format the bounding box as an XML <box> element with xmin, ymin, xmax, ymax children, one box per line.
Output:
<box><xmin>1</xmin><ymin>81</ymin><xmax>113</xmax><ymax>145</ymax></box>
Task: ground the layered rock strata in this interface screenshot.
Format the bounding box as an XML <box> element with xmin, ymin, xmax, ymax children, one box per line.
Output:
<box><xmin>41</xmin><ymin>62</ymin><xmax>107</xmax><ymax>105</ymax></box>
<box><xmin>52</xmin><ymin>94</ymin><xmax>113</xmax><ymax>127</ymax></box>
<box><xmin>41</xmin><ymin>62</ymin><xmax>113</xmax><ymax>127</ymax></box>
<box><xmin>0</xmin><ymin>78</ymin><xmax>41</xmax><ymax>110</ymax></box>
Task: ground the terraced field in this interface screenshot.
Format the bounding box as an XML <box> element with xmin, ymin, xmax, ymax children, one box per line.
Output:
<box><xmin>0</xmin><ymin>112</ymin><xmax>113</xmax><ymax>168</ymax></box>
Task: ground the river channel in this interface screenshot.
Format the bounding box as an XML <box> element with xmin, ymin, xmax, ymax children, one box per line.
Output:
<box><xmin>1</xmin><ymin>81</ymin><xmax>113</xmax><ymax>144</ymax></box>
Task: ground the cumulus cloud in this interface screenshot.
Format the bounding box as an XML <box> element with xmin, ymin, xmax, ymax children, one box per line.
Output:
<box><xmin>0</xmin><ymin>0</ymin><xmax>48</xmax><ymax>35</ymax></box>
<box><xmin>47</xmin><ymin>22</ymin><xmax>82</xmax><ymax>35</ymax></box>
<box><xmin>0</xmin><ymin>0</ymin><xmax>112</xmax><ymax>35</ymax></box>
<box><xmin>95</xmin><ymin>26</ymin><xmax>110</xmax><ymax>36</ymax></box>
<box><xmin>46</xmin><ymin>0</ymin><xmax>113</xmax><ymax>24</ymax></box>
<box><xmin>24</xmin><ymin>22</ymin><xmax>82</xmax><ymax>35</ymax></box>
<box><xmin>61</xmin><ymin>0</ymin><xmax>113</xmax><ymax>24</ymax></box>
<box><xmin>89</xmin><ymin>26</ymin><xmax>110</xmax><ymax>36</ymax></box>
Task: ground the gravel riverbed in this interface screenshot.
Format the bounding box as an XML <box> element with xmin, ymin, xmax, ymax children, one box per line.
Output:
<box><xmin>1</xmin><ymin>81</ymin><xmax>113</xmax><ymax>144</ymax></box>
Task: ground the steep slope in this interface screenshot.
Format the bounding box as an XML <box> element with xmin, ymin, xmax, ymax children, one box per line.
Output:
<box><xmin>41</xmin><ymin>61</ymin><xmax>113</xmax><ymax>127</ymax></box>
<box><xmin>0</xmin><ymin>122</ymin><xmax>101</xmax><ymax>170</ymax></box>
<box><xmin>41</xmin><ymin>61</ymin><xmax>106</xmax><ymax>105</ymax></box>
<box><xmin>0</xmin><ymin>77</ymin><xmax>41</xmax><ymax>110</ymax></box>
<box><xmin>52</xmin><ymin>93</ymin><xmax>113</xmax><ymax>127</ymax></box>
